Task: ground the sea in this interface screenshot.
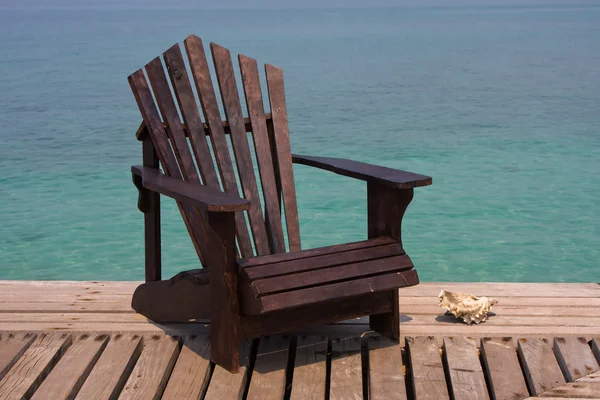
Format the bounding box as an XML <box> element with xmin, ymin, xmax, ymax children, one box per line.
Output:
<box><xmin>1</xmin><ymin>4</ymin><xmax>599</xmax><ymax>282</ymax></box>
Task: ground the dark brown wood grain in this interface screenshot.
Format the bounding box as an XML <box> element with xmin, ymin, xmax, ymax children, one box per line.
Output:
<box><xmin>238</xmin><ymin>236</ymin><xmax>396</xmax><ymax>268</ymax></box>
<box><xmin>240</xmin><ymin>292</ymin><xmax>391</xmax><ymax>337</ymax></box>
<box><xmin>135</xmin><ymin>115</ymin><xmax>272</xmax><ymax>141</ymax></box>
<box><xmin>145</xmin><ymin>57</ymin><xmax>200</xmax><ymax>184</ymax></box>
<box><xmin>367</xmin><ymin>184</ymin><xmax>415</xmax><ymax>339</ymax></box>
<box><xmin>142</xmin><ymin>139</ymin><xmax>161</xmax><ymax>282</ymax></box>
<box><xmin>265</xmin><ymin>64</ymin><xmax>301</xmax><ymax>252</ymax></box>
<box><xmin>211</xmin><ymin>42</ymin><xmax>271</xmax><ymax>256</ymax></box>
<box><xmin>258</xmin><ymin>269</ymin><xmax>418</xmax><ymax>314</ymax></box>
<box><xmin>128</xmin><ymin>69</ymin><xmax>206</xmax><ymax>265</ymax></box>
<box><xmin>242</xmin><ymin>242</ymin><xmax>406</xmax><ymax>281</ymax></box>
<box><xmin>184</xmin><ymin>34</ymin><xmax>254</xmax><ymax>258</ymax></box>
<box><xmin>132</xmin><ymin>166</ymin><xmax>250</xmax><ymax>212</ymax></box>
<box><xmin>251</xmin><ymin>255</ymin><xmax>414</xmax><ymax>296</ymax></box>
<box><xmin>207</xmin><ymin>211</ymin><xmax>240</xmax><ymax>372</ymax></box>
<box><xmin>239</xmin><ymin>54</ymin><xmax>286</xmax><ymax>254</ymax></box>
<box><xmin>293</xmin><ymin>154</ymin><xmax>432</xmax><ymax>189</ymax></box>
<box><xmin>162</xmin><ymin>43</ymin><xmax>220</xmax><ymax>188</ymax></box>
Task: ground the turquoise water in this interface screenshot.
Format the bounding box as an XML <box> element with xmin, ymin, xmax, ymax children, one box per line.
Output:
<box><xmin>1</xmin><ymin>5</ymin><xmax>599</xmax><ymax>282</ymax></box>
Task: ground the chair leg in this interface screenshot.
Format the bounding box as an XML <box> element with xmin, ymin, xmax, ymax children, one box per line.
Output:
<box><xmin>369</xmin><ymin>290</ymin><xmax>400</xmax><ymax>339</ymax></box>
<box><xmin>211</xmin><ymin>321</ymin><xmax>240</xmax><ymax>373</ymax></box>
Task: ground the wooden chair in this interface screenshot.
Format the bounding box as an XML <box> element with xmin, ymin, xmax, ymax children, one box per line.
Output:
<box><xmin>128</xmin><ymin>35</ymin><xmax>432</xmax><ymax>373</ymax></box>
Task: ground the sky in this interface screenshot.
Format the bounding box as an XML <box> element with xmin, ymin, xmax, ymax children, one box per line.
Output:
<box><xmin>1</xmin><ymin>0</ymin><xmax>598</xmax><ymax>9</ymax></box>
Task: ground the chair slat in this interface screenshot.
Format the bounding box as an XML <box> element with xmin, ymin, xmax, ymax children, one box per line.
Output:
<box><xmin>128</xmin><ymin>70</ymin><xmax>181</xmax><ymax>178</ymax></box>
<box><xmin>210</xmin><ymin>42</ymin><xmax>270</xmax><ymax>256</ymax></box>
<box><xmin>183</xmin><ymin>35</ymin><xmax>253</xmax><ymax>258</ymax></box>
<box><xmin>243</xmin><ymin>242</ymin><xmax>406</xmax><ymax>281</ymax></box>
<box><xmin>239</xmin><ymin>54</ymin><xmax>286</xmax><ymax>254</ymax></box>
<box><xmin>252</xmin><ymin>254</ymin><xmax>413</xmax><ymax>296</ymax></box>
<box><xmin>265</xmin><ymin>64</ymin><xmax>301</xmax><ymax>252</ymax></box>
<box><xmin>238</xmin><ymin>236</ymin><xmax>396</xmax><ymax>268</ymax></box>
<box><xmin>259</xmin><ymin>269</ymin><xmax>418</xmax><ymax>313</ymax></box>
<box><xmin>145</xmin><ymin>57</ymin><xmax>200</xmax><ymax>184</ymax></box>
<box><xmin>162</xmin><ymin>44</ymin><xmax>220</xmax><ymax>189</ymax></box>
<box><xmin>128</xmin><ymin>69</ymin><xmax>208</xmax><ymax>264</ymax></box>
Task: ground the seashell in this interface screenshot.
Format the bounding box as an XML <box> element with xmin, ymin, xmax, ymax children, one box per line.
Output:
<box><xmin>438</xmin><ymin>290</ymin><xmax>498</xmax><ymax>325</ymax></box>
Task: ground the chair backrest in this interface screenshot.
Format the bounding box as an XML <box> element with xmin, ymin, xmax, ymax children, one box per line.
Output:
<box><xmin>128</xmin><ymin>35</ymin><xmax>301</xmax><ymax>262</ymax></box>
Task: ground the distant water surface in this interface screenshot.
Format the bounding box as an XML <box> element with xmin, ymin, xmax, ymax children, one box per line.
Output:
<box><xmin>1</xmin><ymin>5</ymin><xmax>599</xmax><ymax>281</ymax></box>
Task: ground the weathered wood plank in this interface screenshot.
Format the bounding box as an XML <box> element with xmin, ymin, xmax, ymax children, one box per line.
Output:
<box><xmin>0</xmin><ymin>333</ymin><xmax>72</xmax><ymax>399</ymax></box>
<box><xmin>246</xmin><ymin>335</ymin><xmax>290</xmax><ymax>400</ymax></box>
<box><xmin>290</xmin><ymin>335</ymin><xmax>328</xmax><ymax>400</ymax></box>
<box><xmin>367</xmin><ymin>335</ymin><xmax>407</xmax><ymax>400</ymax></box>
<box><xmin>554</xmin><ymin>337</ymin><xmax>600</xmax><ymax>382</ymax></box>
<box><xmin>204</xmin><ymin>341</ymin><xmax>253</xmax><ymax>400</ymax></box>
<box><xmin>239</xmin><ymin>54</ymin><xmax>286</xmax><ymax>254</ymax></box>
<box><xmin>407</xmin><ymin>336</ymin><xmax>450</xmax><ymax>400</ymax></box>
<box><xmin>480</xmin><ymin>337</ymin><xmax>529</xmax><ymax>400</ymax></box>
<box><xmin>265</xmin><ymin>63</ymin><xmax>301</xmax><ymax>252</ymax></box>
<box><xmin>184</xmin><ymin>34</ymin><xmax>254</xmax><ymax>257</ymax></box>
<box><xmin>400</xmin><ymin>304</ymin><xmax>600</xmax><ymax>317</ymax></box>
<box><xmin>518</xmin><ymin>337</ymin><xmax>566</xmax><ymax>395</ymax></box>
<box><xmin>444</xmin><ymin>336</ymin><xmax>490</xmax><ymax>400</ymax></box>
<box><xmin>31</xmin><ymin>333</ymin><xmax>109</xmax><ymax>400</ymax></box>
<box><xmin>399</xmin><ymin>296</ymin><xmax>600</xmax><ymax>307</ymax></box>
<box><xmin>538</xmin><ymin>381</ymin><xmax>600</xmax><ymax>398</ymax></box>
<box><xmin>119</xmin><ymin>335</ymin><xmax>179</xmax><ymax>400</ymax></box>
<box><xmin>162</xmin><ymin>335</ymin><xmax>211</xmax><ymax>400</ymax></box>
<box><xmin>75</xmin><ymin>333</ymin><xmax>143</xmax><ymax>400</ymax></box>
<box><xmin>330</xmin><ymin>336</ymin><xmax>363</xmax><ymax>400</ymax></box>
<box><xmin>0</xmin><ymin>333</ymin><xmax>36</xmax><ymax>381</ymax></box>
<box><xmin>400</xmin><ymin>283</ymin><xmax>600</xmax><ymax>298</ymax></box>
<box><xmin>577</xmin><ymin>370</ymin><xmax>600</xmax><ymax>383</ymax></box>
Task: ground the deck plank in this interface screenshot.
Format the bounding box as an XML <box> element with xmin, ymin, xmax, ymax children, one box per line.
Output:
<box><xmin>554</xmin><ymin>337</ymin><xmax>600</xmax><ymax>382</ymax></box>
<box><xmin>367</xmin><ymin>335</ymin><xmax>407</xmax><ymax>400</ymax></box>
<box><xmin>400</xmin><ymin>283</ymin><xmax>600</xmax><ymax>297</ymax></box>
<box><xmin>118</xmin><ymin>335</ymin><xmax>180</xmax><ymax>400</ymax></box>
<box><xmin>0</xmin><ymin>333</ymin><xmax>72</xmax><ymax>399</ymax></box>
<box><xmin>407</xmin><ymin>336</ymin><xmax>450</xmax><ymax>400</ymax></box>
<box><xmin>443</xmin><ymin>336</ymin><xmax>490</xmax><ymax>400</ymax></box>
<box><xmin>161</xmin><ymin>335</ymin><xmax>211</xmax><ymax>400</ymax></box>
<box><xmin>330</xmin><ymin>336</ymin><xmax>363</xmax><ymax>400</ymax></box>
<box><xmin>75</xmin><ymin>333</ymin><xmax>143</xmax><ymax>400</ymax></box>
<box><xmin>577</xmin><ymin>371</ymin><xmax>600</xmax><ymax>383</ymax></box>
<box><xmin>0</xmin><ymin>333</ymin><xmax>36</xmax><ymax>381</ymax></box>
<box><xmin>246</xmin><ymin>335</ymin><xmax>290</xmax><ymax>400</ymax></box>
<box><xmin>204</xmin><ymin>341</ymin><xmax>253</xmax><ymax>400</ymax></box>
<box><xmin>537</xmin><ymin>381</ymin><xmax>600</xmax><ymax>398</ymax></box>
<box><xmin>517</xmin><ymin>337</ymin><xmax>566</xmax><ymax>395</ymax></box>
<box><xmin>31</xmin><ymin>333</ymin><xmax>109</xmax><ymax>400</ymax></box>
<box><xmin>290</xmin><ymin>335</ymin><xmax>328</xmax><ymax>400</ymax></box>
<box><xmin>480</xmin><ymin>337</ymin><xmax>529</xmax><ymax>400</ymax></box>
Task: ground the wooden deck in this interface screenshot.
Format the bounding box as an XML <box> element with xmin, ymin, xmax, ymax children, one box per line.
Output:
<box><xmin>1</xmin><ymin>281</ymin><xmax>599</xmax><ymax>399</ymax></box>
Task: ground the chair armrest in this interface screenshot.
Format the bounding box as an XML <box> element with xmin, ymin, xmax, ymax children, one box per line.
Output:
<box><xmin>291</xmin><ymin>154</ymin><xmax>432</xmax><ymax>189</ymax></box>
<box><xmin>131</xmin><ymin>165</ymin><xmax>250</xmax><ymax>212</ymax></box>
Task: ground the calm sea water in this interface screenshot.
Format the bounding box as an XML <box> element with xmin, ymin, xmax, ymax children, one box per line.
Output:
<box><xmin>1</xmin><ymin>5</ymin><xmax>599</xmax><ymax>282</ymax></box>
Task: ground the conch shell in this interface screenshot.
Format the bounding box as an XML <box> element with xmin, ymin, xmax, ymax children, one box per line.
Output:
<box><xmin>438</xmin><ymin>290</ymin><xmax>498</xmax><ymax>325</ymax></box>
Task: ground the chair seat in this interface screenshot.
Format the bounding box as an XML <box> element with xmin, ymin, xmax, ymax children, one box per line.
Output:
<box><xmin>237</xmin><ymin>236</ymin><xmax>419</xmax><ymax>315</ymax></box>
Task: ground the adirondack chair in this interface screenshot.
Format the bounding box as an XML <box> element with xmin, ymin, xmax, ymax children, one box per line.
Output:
<box><xmin>128</xmin><ymin>35</ymin><xmax>432</xmax><ymax>372</ymax></box>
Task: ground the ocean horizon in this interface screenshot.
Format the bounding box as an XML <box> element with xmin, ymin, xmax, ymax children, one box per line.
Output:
<box><xmin>1</xmin><ymin>3</ymin><xmax>599</xmax><ymax>282</ymax></box>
